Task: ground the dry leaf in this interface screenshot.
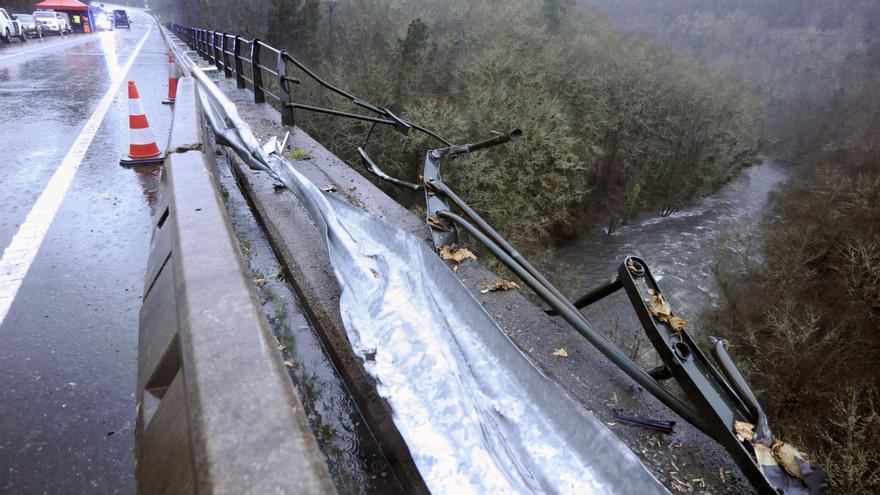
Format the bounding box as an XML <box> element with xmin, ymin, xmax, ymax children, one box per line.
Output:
<box><xmin>648</xmin><ymin>292</ymin><xmax>689</xmax><ymax>336</ymax></box>
<box><xmin>479</xmin><ymin>279</ymin><xmax>520</xmax><ymax>294</ymax></box>
<box><xmin>552</xmin><ymin>347</ymin><xmax>569</xmax><ymax>357</ymax></box>
<box><xmin>668</xmin><ymin>315</ymin><xmax>689</xmax><ymax>331</ymax></box>
<box><xmin>734</xmin><ymin>420</ymin><xmax>755</xmax><ymax>442</ymax></box>
<box><xmin>276</xmin><ymin>343</ymin><xmax>287</xmax><ymax>352</ymax></box>
<box><xmin>772</xmin><ymin>440</ymin><xmax>805</xmax><ymax>480</ymax></box>
<box><xmin>283</xmin><ymin>360</ymin><xmax>295</xmax><ymax>368</ymax></box>
<box><xmin>427</xmin><ymin>215</ymin><xmax>450</xmax><ymax>232</ymax></box>
<box><xmin>649</xmin><ymin>293</ymin><xmax>672</xmax><ymax>319</ymax></box>
<box><xmin>345</xmin><ymin>186</ymin><xmax>357</xmax><ymax>194</ymax></box>
<box><xmin>254</xmin><ymin>278</ymin><xmax>267</xmax><ymax>287</ymax></box>
<box><xmin>439</xmin><ymin>244</ymin><xmax>476</xmax><ymax>264</ymax></box>
<box><xmin>627</xmin><ymin>258</ymin><xmax>641</xmax><ymax>275</ymax></box>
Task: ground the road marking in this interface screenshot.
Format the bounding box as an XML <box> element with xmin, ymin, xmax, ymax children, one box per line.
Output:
<box><xmin>0</xmin><ymin>36</ymin><xmax>95</xmax><ymax>61</ymax></box>
<box><xmin>0</xmin><ymin>26</ymin><xmax>152</xmax><ymax>326</ymax></box>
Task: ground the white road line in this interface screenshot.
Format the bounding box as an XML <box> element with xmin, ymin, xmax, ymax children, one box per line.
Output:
<box><xmin>0</xmin><ymin>26</ymin><xmax>152</xmax><ymax>326</ymax></box>
<box><xmin>0</xmin><ymin>36</ymin><xmax>94</xmax><ymax>61</ymax></box>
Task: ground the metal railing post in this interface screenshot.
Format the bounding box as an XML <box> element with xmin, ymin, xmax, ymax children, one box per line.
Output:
<box><xmin>250</xmin><ymin>40</ymin><xmax>265</xmax><ymax>103</ymax></box>
<box><xmin>222</xmin><ymin>34</ymin><xmax>232</xmax><ymax>78</ymax></box>
<box><xmin>213</xmin><ymin>32</ymin><xmax>223</xmax><ymax>71</ymax></box>
<box><xmin>208</xmin><ymin>31</ymin><xmax>217</xmax><ymax>65</ymax></box>
<box><xmin>278</xmin><ymin>50</ymin><xmax>295</xmax><ymax>126</ymax></box>
<box><xmin>203</xmin><ymin>31</ymin><xmax>209</xmax><ymax>60</ymax></box>
<box><xmin>233</xmin><ymin>36</ymin><xmax>245</xmax><ymax>89</ymax></box>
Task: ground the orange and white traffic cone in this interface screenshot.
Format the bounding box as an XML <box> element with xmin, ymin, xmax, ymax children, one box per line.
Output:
<box><xmin>161</xmin><ymin>54</ymin><xmax>179</xmax><ymax>105</ymax></box>
<box><xmin>120</xmin><ymin>81</ymin><xmax>164</xmax><ymax>167</ymax></box>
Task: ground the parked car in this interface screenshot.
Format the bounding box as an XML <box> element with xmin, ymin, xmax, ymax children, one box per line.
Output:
<box><xmin>13</xmin><ymin>14</ymin><xmax>43</xmax><ymax>39</ymax></box>
<box><xmin>0</xmin><ymin>8</ymin><xmax>27</xmax><ymax>43</ymax></box>
<box><xmin>112</xmin><ymin>9</ymin><xmax>130</xmax><ymax>29</ymax></box>
<box><xmin>33</xmin><ymin>10</ymin><xmax>71</xmax><ymax>36</ymax></box>
<box><xmin>93</xmin><ymin>11</ymin><xmax>112</xmax><ymax>31</ymax></box>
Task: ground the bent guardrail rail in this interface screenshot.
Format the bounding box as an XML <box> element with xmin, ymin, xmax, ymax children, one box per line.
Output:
<box><xmin>157</xmin><ymin>23</ymin><xmax>677</xmax><ymax>494</ymax></box>
<box><xmin>160</xmin><ymin>19</ymin><xmax>826</xmax><ymax>495</ymax></box>
<box><xmin>135</xmin><ymin>68</ymin><xmax>335</xmax><ymax>494</ymax></box>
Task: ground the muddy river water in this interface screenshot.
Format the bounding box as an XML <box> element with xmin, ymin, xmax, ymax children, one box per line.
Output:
<box><xmin>546</xmin><ymin>160</ymin><xmax>787</xmax><ymax>357</ymax></box>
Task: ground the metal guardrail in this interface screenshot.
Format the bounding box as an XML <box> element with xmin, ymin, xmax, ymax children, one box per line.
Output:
<box><xmin>171</xmin><ymin>24</ymin><xmax>451</xmax><ymax>145</ymax></box>
<box><xmin>135</xmin><ymin>68</ymin><xmax>335</xmax><ymax>493</ymax></box>
<box><xmin>163</xmin><ymin>22</ymin><xmax>817</xmax><ymax>495</ymax></box>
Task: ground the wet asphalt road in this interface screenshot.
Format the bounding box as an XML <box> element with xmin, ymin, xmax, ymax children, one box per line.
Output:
<box><xmin>0</xmin><ymin>10</ymin><xmax>170</xmax><ymax>493</ymax></box>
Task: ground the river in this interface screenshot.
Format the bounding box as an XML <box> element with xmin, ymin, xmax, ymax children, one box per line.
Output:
<box><xmin>546</xmin><ymin>159</ymin><xmax>787</xmax><ymax>358</ymax></box>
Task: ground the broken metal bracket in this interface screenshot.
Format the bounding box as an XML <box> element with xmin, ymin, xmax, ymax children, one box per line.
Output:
<box><xmin>423</xmin><ymin>151</ymin><xmax>459</xmax><ymax>247</ymax></box>
<box><xmin>618</xmin><ymin>256</ymin><xmax>779</xmax><ymax>494</ymax></box>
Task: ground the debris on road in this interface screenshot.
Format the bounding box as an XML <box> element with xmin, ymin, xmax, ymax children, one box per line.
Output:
<box><xmin>439</xmin><ymin>244</ymin><xmax>476</xmax><ymax>266</ymax></box>
<box><xmin>614</xmin><ymin>410</ymin><xmax>676</xmax><ymax>434</ymax></box>
<box><xmin>479</xmin><ymin>278</ymin><xmax>520</xmax><ymax>293</ymax></box>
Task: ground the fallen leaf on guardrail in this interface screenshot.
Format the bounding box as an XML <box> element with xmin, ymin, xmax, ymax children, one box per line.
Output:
<box><xmin>648</xmin><ymin>293</ymin><xmax>690</xmax><ymax>335</ymax></box>
<box><xmin>552</xmin><ymin>348</ymin><xmax>569</xmax><ymax>357</ymax></box>
<box><xmin>627</xmin><ymin>258</ymin><xmax>641</xmax><ymax>275</ymax></box>
<box><xmin>283</xmin><ymin>360</ymin><xmax>295</xmax><ymax>368</ymax></box>
<box><xmin>649</xmin><ymin>293</ymin><xmax>672</xmax><ymax>319</ymax></box>
<box><xmin>480</xmin><ymin>279</ymin><xmax>520</xmax><ymax>293</ymax></box>
<box><xmin>734</xmin><ymin>420</ymin><xmax>755</xmax><ymax>442</ymax></box>
<box><xmin>276</xmin><ymin>343</ymin><xmax>287</xmax><ymax>352</ymax></box>
<box><xmin>439</xmin><ymin>244</ymin><xmax>476</xmax><ymax>265</ymax></box>
<box><xmin>772</xmin><ymin>440</ymin><xmax>806</xmax><ymax>480</ymax></box>
<box><xmin>427</xmin><ymin>215</ymin><xmax>450</xmax><ymax>232</ymax></box>
<box><xmin>254</xmin><ymin>278</ymin><xmax>267</xmax><ymax>287</ymax></box>
<box><xmin>668</xmin><ymin>315</ymin><xmax>689</xmax><ymax>331</ymax></box>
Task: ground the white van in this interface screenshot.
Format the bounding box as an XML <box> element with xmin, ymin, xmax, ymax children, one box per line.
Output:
<box><xmin>33</xmin><ymin>10</ymin><xmax>71</xmax><ymax>35</ymax></box>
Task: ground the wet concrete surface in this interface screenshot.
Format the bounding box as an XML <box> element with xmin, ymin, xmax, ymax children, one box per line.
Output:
<box><xmin>0</xmin><ymin>10</ymin><xmax>171</xmax><ymax>493</ymax></box>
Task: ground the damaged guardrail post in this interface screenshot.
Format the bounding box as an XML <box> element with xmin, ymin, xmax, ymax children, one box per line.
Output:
<box><xmin>251</xmin><ymin>40</ymin><xmax>265</xmax><ymax>104</ymax></box>
<box><xmin>278</xmin><ymin>50</ymin><xmax>295</xmax><ymax>127</ymax></box>
<box><xmin>233</xmin><ymin>36</ymin><xmax>245</xmax><ymax>88</ymax></box>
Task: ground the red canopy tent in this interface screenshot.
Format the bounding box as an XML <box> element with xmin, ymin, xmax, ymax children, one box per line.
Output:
<box><xmin>34</xmin><ymin>0</ymin><xmax>93</xmax><ymax>33</ymax></box>
<box><xmin>34</xmin><ymin>0</ymin><xmax>90</xmax><ymax>10</ymax></box>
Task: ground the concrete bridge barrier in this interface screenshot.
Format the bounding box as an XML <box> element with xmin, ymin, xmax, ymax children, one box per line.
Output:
<box><xmin>135</xmin><ymin>73</ymin><xmax>335</xmax><ymax>494</ymax></box>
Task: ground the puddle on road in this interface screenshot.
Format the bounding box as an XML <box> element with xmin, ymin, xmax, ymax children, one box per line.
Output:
<box><xmin>215</xmin><ymin>152</ymin><xmax>403</xmax><ymax>494</ymax></box>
